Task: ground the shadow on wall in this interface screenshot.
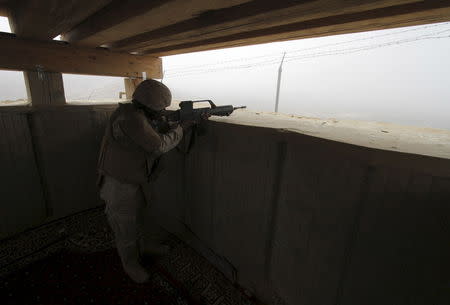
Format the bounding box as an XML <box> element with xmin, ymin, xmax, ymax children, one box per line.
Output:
<box><xmin>150</xmin><ymin>120</ymin><xmax>450</xmax><ymax>305</ymax></box>
<box><xmin>1</xmin><ymin>104</ymin><xmax>449</xmax><ymax>305</ymax></box>
<box><xmin>0</xmin><ymin>104</ymin><xmax>117</xmax><ymax>238</ymax></box>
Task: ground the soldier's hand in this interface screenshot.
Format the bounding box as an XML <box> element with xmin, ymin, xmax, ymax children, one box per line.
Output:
<box><xmin>180</xmin><ymin>120</ymin><xmax>197</xmax><ymax>131</ymax></box>
<box><xmin>200</xmin><ymin>113</ymin><xmax>211</xmax><ymax>120</ymax></box>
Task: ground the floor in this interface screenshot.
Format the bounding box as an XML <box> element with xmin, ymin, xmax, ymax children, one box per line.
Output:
<box><xmin>0</xmin><ymin>207</ymin><xmax>255</xmax><ymax>305</ymax></box>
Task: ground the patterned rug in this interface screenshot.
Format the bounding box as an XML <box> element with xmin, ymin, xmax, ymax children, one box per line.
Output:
<box><xmin>0</xmin><ymin>249</ymin><xmax>191</xmax><ymax>305</ymax></box>
<box><xmin>0</xmin><ymin>207</ymin><xmax>255</xmax><ymax>305</ymax></box>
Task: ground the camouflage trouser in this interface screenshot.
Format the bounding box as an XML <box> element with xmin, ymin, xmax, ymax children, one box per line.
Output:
<box><xmin>99</xmin><ymin>175</ymin><xmax>146</xmax><ymax>261</ymax></box>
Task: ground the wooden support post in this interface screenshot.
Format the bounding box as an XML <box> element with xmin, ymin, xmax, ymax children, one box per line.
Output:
<box><xmin>124</xmin><ymin>78</ymin><xmax>142</xmax><ymax>100</ymax></box>
<box><xmin>24</xmin><ymin>71</ymin><xmax>66</xmax><ymax>105</ymax></box>
<box><xmin>8</xmin><ymin>8</ymin><xmax>68</xmax><ymax>106</ymax></box>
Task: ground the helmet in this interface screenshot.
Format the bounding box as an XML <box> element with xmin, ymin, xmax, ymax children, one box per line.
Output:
<box><xmin>132</xmin><ymin>79</ymin><xmax>172</xmax><ymax>111</ymax></box>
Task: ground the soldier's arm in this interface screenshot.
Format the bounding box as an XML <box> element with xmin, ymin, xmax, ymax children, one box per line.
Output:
<box><xmin>154</xmin><ymin>125</ymin><xmax>183</xmax><ymax>155</ymax></box>
<box><xmin>119</xmin><ymin>113</ymin><xmax>183</xmax><ymax>155</ymax></box>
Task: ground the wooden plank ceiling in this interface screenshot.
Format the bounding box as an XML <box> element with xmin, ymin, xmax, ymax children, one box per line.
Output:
<box><xmin>2</xmin><ymin>0</ymin><xmax>450</xmax><ymax>57</ymax></box>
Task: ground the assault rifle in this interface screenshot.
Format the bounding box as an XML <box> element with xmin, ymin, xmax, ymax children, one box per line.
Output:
<box><xmin>166</xmin><ymin>100</ymin><xmax>246</xmax><ymax>153</ymax></box>
<box><xmin>165</xmin><ymin>100</ymin><xmax>246</xmax><ymax>123</ymax></box>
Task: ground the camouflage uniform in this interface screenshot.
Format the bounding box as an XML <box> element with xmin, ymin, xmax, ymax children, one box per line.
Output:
<box><xmin>97</xmin><ymin>80</ymin><xmax>182</xmax><ymax>283</ymax></box>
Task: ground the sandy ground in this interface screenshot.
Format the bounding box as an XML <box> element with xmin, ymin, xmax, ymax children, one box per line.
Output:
<box><xmin>212</xmin><ymin>110</ymin><xmax>450</xmax><ymax>160</ymax></box>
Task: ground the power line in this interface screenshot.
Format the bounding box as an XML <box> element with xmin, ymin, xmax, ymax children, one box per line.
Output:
<box><xmin>165</xmin><ymin>22</ymin><xmax>450</xmax><ymax>74</ymax></box>
<box><xmin>165</xmin><ymin>27</ymin><xmax>450</xmax><ymax>76</ymax></box>
<box><xmin>284</xmin><ymin>29</ymin><xmax>450</xmax><ymax>62</ymax></box>
<box><xmin>164</xmin><ymin>34</ymin><xmax>450</xmax><ymax>78</ymax></box>
<box><xmin>165</xmin><ymin>28</ymin><xmax>450</xmax><ymax>76</ymax></box>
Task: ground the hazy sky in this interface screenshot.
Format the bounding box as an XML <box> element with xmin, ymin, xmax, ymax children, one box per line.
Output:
<box><xmin>0</xmin><ymin>17</ymin><xmax>449</xmax><ymax>130</ymax></box>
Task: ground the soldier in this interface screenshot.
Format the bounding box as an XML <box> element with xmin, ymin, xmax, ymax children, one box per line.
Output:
<box><xmin>97</xmin><ymin>79</ymin><xmax>195</xmax><ymax>283</ymax></box>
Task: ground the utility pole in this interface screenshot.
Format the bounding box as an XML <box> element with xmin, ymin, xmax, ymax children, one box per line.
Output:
<box><xmin>274</xmin><ymin>52</ymin><xmax>286</xmax><ymax>113</ymax></box>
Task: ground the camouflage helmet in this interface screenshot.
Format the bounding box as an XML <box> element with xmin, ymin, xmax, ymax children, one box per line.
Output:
<box><xmin>132</xmin><ymin>79</ymin><xmax>172</xmax><ymax>111</ymax></box>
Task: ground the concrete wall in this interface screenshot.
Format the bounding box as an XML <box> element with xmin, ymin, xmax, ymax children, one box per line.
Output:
<box><xmin>0</xmin><ymin>105</ymin><xmax>115</xmax><ymax>238</ymax></box>
<box><xmin>152</xmin><ymin>122</ymin><xmax>450</xmax><ymax>305</ymax></box>
<box><xmin>0</xmin><ymin>110</ymin><xmax>46</xmax><ymax>237</ymax></box>
<box><xmin>1</xmin><ymin>105</ymin><xmax>449</xmax><ymax>304</ymax></box>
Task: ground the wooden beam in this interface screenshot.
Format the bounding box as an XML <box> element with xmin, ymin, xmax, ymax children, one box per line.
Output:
<box><xmin>24</xmin><ymin>71</ymin><xmax>66</xmax><ymax>105</ymax></box>
<box><xmin>62</xmin><ymin>0</ymin><xmax>252</xmax><ymax>47</ymax></box>
<box><xmin>0</xmin><ymin>33</ymin><xmax>163</xmax><ymax>78</ymax></box>
<box><xmin>106</xmin><ymin>0</ymin><xmax>419</xmax><ymax>52</ymax></box>
<box><xmin>7</xmin><ymin>0</ymin><xmax>71</xmax><ymax>106</ymax></box>
<box><xmin>141</xmin><ymin>0</ymin><xmax>450</xmax><ymax>56</ymax></box>
<box><xmin>0</xmin><ymin>5</ymin><xmax>9</xmax><ymax>17</ymax></box>
<box><xmin>124</xmin><ymin>78</ymin><xmax>143</xmax><ymax>100</ymax></box>
<box><xmin>8</xmin><ymin>0</ymin><xmax>112</xmax><ymax>39</ymax></box>
<box><xmin>0</xmin><ymin>0</ymin><xmax>11</xmax><ymax>16</ymax></box>
<box><xmin>61</xmin><ymin>0</ymin><xmax>172</xmax><ymax>44</ymax></box>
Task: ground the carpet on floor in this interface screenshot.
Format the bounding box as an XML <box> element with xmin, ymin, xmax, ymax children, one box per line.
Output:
<box><xmin>0</xmin><ymin>207</ymin><xmax>256</xmax><ymax>305</ymax></box>
<box><xmin>0</xmin><ymin>248</ymin><xmax>192</xmax><ymax>305</ymax></box>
